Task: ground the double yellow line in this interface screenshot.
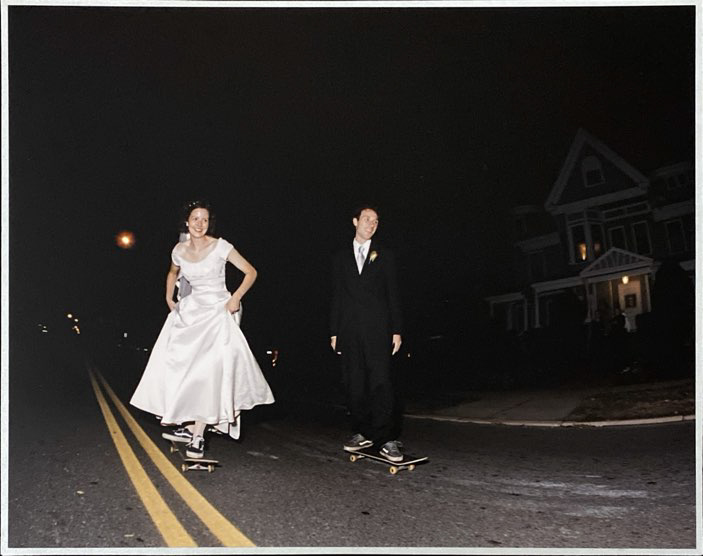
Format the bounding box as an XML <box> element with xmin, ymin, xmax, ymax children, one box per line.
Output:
<box><xmin>88</xmin><ymin>368</ymin><xmax>255</xmax><ymax>548</ymax></box>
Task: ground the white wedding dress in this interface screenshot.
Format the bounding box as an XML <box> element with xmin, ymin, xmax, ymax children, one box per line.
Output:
<box><xmin>130</xmin><ymin>237</ymin><xmax>274</xmax><ymax>439</ymax></box>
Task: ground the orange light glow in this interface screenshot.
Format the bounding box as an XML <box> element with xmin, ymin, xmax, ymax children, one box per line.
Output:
<box><xmin>578</xmin><ymin>243</ymin><xmax>587</xmax><ymax>261</ymax></box>
<box><xmin>116</xmin><ymin>231</ymin><xmax>135</xmax><ymax>249</ymax></box>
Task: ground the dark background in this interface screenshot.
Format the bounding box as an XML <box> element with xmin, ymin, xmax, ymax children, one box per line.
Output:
<box><xmin>8</xmin><ymin>5</ymin><xmax>695</xmax><ymax>390</ymax></box>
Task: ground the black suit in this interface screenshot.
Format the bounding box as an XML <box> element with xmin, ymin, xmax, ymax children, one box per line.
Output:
<box><xmin>330</xmin><ymin>242</ymin><xmax>402</xmax><ymax>445</ymax></box>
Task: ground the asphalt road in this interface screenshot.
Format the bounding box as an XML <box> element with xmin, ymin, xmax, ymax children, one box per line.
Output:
<box><xmin>5</xmin><ymin>331</ymin><xmax>697</xmax><ymax>551</ymax></box>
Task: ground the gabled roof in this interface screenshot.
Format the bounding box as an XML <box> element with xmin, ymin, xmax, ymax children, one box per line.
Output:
<box><xmin>545</xmin><ymin>128</ymin><xmax>649</xmax><ymax>212</ymax></box>
<box><xmin>580</xmin><ymin>247</ymin><xmax>653</xmax><ymax>279</ymax></box>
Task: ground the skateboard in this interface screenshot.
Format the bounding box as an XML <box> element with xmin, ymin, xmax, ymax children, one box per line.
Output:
<box><xmin>168</xmin><ymin>440</ymin><xmax>219</xmax><ymax>473</ymax></box>
<box><xmin>344</xmin><ymin>447</ymin><xmax>428</xmax><ymax>475</ymax></box>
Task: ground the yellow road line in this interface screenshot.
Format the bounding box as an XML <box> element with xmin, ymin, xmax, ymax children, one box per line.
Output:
<box><xmin>95</xmin><ymin>370</ymin><xmax>255</xmax><ymax>547</ymax></box>
<box><xmin>88</xmin><ymin>371</ymin><xmax>196</xmax><ymax>547</ymax></box>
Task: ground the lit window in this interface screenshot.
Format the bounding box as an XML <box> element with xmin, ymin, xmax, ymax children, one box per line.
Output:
<box><xmin>579</xmin><ymin>243</ymin><xmax>588</xmax><ymax>261</ymax></box>
<box><xmin>571</xmin><ymin>224</ymin><xmax>587</xmax><ymax>262</ymax></box>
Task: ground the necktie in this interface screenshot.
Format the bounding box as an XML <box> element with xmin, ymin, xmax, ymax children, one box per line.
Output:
<box><xmin>357</xmin><ymin>245</ymin><xmax>365</xmax><ymax>273</ymax></box>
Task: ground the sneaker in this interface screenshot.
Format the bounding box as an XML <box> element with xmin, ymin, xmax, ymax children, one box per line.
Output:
<box><xmin>162</xmin><ymin>427</ymin><xmax>193</xmax><ymax>443</ymax></box>
<box><xmin>379</xmin><ymin>440</ymin><xmax>404</xmax><ymax>463</ymax></box>
<box><xmin>344</xmin><ymin>433</ymin><xmax>373</xmax><ymax>451</ymax></box>
<box><xmin>186</xmin><ymin>435</ymin><xmax>205</xmax><ymax>459</ymax></box>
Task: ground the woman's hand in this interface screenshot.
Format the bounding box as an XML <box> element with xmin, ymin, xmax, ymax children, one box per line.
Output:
<box><xmin>167</xmin><ymin>298</ymin><xmax>177</xmax><ymax>312</ymax></box>
<box><xmin>226</xmin><ymin>296</ymin><xmax>241</xmax><ymax>314</ymax></box>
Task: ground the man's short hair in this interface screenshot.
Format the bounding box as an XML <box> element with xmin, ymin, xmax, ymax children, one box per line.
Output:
<box><xmin>352</xmin><ymin>205</ymin><xmax>380</xmax><ymax>220</ymax></box>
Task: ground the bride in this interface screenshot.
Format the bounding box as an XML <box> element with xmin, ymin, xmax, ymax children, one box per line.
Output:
<box><xmin>130</xmin><ymin>200</ymin><xmax>274</xmax><ymax>459</ymax></box>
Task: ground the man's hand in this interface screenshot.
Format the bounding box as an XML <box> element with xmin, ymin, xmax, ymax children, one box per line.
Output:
<box><xmin>391</xmin><ymin>334</ymin><xmax>402</xmax><ymax>355</ymax></box>
<box><xmin>330</xmin><ymin>336</ymin><xmax>337</xmax><ymax>351</ymax></box>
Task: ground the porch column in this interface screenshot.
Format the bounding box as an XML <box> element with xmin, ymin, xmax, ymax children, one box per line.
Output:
<box><xmin>583</xmin><ymin>279</ymin><xmax>592</xmax><ymax>322</ymax></box>
<box><xmin>644</xmin><ymin>272</ymin><xmax>652</xmax><ymax>313</ymax></box>
<box><xmin>534</xmin><ymin>289</ymin><xmax>541</xmax><ymax>328</ymax></box>
<box><xmin>524</xmin><ymin>297</ymin><xmax>529</xmax><ymax>331</ymax></box>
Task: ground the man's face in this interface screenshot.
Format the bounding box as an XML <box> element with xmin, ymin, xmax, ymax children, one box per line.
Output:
<box><xmin>353</xmin><ymin>209</ymin><xmax>379</xmax><ymax>243</ymax></box>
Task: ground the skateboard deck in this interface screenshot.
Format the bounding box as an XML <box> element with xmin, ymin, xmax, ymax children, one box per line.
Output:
<box><xmin>168</xmin><ymin>440</ymin><xmax>219</xmax><ymax>473</ymax></box>
<box><xmin>344</xmin><ymin>447</ymin><xmax>428</xmax><ymax>475</ymax></box>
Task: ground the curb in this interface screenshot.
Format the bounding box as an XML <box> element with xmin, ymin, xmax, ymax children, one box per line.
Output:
<box><xmin>404</xmin><ymin>413</ymin><xmax>696</xmax><ymax>428</ymax></box>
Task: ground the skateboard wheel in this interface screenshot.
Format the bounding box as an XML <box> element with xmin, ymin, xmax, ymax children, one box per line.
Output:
<box><xmin>181</xmin><ymin>464</ymin><xmax>188</xmax><ymax>472</ymax></box>
<box><xmin>170</xmin><ymin>446</ymin><xmax>177</xmax><ymax>453</ymax></box>
<box><xmin>349</xmin><ymin>455</ymin><xmax>358</xmax><ymax>463</ymax></box>
<box><xmin>389</xmin><ymin>466</ymin><xmax>398</xmax><ymax>475</ymax></box>
<box><xmin>408</xmin><ymin>465</ymin><xmax>415</xmax><ymax>471</ymax></box>
<box><xmin>208</xmin><ymin>465</ymin><xmax>214</xmax><ymax>473</ymax></box>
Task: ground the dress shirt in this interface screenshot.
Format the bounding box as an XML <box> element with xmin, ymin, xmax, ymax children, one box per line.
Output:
<box><xmin>353</xmin><ymin>239</ymin><xmax>371</xmax><ymax>274</ymax></box>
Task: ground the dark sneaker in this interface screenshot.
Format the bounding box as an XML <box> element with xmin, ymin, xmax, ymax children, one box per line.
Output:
<box><xmin>344</xmin><ymin>433</ymin><xmax>373</xmax><ymax>451</ymax></box>
<box><xmin>186</xmin><ymin>435</ymin><xmax>205</xmax><ymax>459</ymax></box>
<box><xmin>379</xmin><ymin>440</ymin><xmax>404</xmax><ymax>463</ymax></box>
<box><xmin>162</xmin><ymin>427</ymin><xmax>193</xmax><ymax>443</ymax></box>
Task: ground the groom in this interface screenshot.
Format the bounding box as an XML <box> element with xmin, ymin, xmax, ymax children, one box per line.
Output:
<box><xmin>330</xmin><ymin>206</ymin><xmax>404</xmax><ymax>462</ymax></box>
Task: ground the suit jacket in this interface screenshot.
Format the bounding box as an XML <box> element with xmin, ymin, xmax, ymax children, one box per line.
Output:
<box><xmin>330</xmin><ymin>243</ymin><xmax>402</xmax><ymax>353</ymax></box>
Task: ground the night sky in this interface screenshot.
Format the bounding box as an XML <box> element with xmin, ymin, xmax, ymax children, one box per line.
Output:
<box><xmin>7</xmin><ymin>4</ymin><xmax>696</xmax><ymax>349</ymax></box>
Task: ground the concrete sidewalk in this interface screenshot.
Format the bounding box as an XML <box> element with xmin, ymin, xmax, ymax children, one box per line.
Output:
<box><xmin>403</xmin><ymin>378</ymin><xmax>695</xmax><ymax>427</ymax></box>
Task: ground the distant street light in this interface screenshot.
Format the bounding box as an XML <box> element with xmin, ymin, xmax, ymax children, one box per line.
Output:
<box><xmin>116</xmin><ymin>231</ymin><xmax>135</xmax><ymax>249</ymax></box>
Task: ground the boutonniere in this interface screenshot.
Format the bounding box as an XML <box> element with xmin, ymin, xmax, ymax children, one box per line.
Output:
<box><xmin>369</xmin><ymin>250</ymin><xmax>378</xmax><ymax>263</ymax></box>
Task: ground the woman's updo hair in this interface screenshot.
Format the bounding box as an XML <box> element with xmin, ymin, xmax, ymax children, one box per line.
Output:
<box><xmin>179</xmin><ymin>199</ymin><xmax>217</xmax><ymax>236</ymax></box>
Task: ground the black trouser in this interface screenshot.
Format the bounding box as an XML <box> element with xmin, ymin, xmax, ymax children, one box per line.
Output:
<box><xmin>341</xmin><ymin>333</ymin><xmax>395</xmax><ymax>446</ymax></box>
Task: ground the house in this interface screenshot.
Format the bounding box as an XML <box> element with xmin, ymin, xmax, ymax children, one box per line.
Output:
<box><xmin>486</xmin><ymin>128</ymin><xmax>695</xmax><ymax>334</ymax></box>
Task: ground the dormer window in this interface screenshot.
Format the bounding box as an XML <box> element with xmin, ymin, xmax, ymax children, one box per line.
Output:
<box><xmin>581</xmin><ymin>156</ymin><xmax>605</xmax><ymax>187</ymax></box>
<box><xmin>666</xmin><ymin>171</ymin><xmax>691</xmax><ymax>190</ymax></box>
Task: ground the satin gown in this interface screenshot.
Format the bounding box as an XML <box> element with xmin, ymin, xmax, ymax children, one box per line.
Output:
<box><xmin>130</xmin><ymin>237</ymin><xmax>274</xmax><ymax>439</ymax></box>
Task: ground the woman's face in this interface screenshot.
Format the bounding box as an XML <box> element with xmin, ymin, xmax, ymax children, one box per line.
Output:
<box><xmin>186</xmin><ymin>208</ymin><xmax>210</xmax><ymax>238</ymax></box>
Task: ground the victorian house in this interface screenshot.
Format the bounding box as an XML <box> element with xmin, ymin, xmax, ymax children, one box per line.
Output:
<box><xmin>486</xmin><ymin>128</ymin><xmax>695</xmax><ymax>333</ymax></box>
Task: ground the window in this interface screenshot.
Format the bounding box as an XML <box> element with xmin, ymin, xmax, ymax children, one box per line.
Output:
<box><xmin>666</xmin><ymin>172</ymin><xmax>691</xmax><ymax>190</ymax></box>
<box><xmin>608</xmin><ymin>226</ymin><xmax>628</xmax><ymax>250</ymax></box>
<box><xmin>511</xmin><ymin>303</ymin><xmax>525</xmax><ymax>333</ymax></box>
<box><xmin>528</xmin><ymin>252</ymin><xmax>546</xmax><ymax>281</ymax></box>
<box><xmin>665</xmin><ymin>220</ymin><xmax>687</xmax><ymax>253</ymax></box>
<box><xmin>569</xmin><ymin>220</ymin><xmax>608</xmax><ymax>263</ymax></box>
<box><xmin>541</xmin><ymin>298</ymin><xmax>554</xmax><ymax>328</ymax></box>
<box><xmin>570</xmin><ymin>224</ymin><xmax>587</xmax><ymax>262</ymax></box>
<box><xmin>632</xmin><ymin>221</ymin><xmax>652</xmax><ymax>254</ymax></box>
<box><xmin>591</xmin><ymin>224</ymin><xmax>605</xmax><ymax>258</ymax></box>
<box><xmin>581</xmin><ymin>156</ymin><xmax>605</xmax><ymax>187</ymax></box>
